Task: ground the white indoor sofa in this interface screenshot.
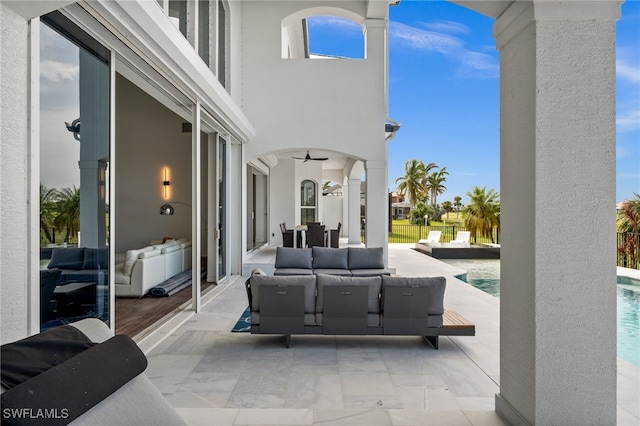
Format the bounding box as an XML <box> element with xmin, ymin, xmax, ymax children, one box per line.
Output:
<box><xmin>115</xmin><ymin>238</ymin><xmax>192</xmax><ymax>297</ymax></box>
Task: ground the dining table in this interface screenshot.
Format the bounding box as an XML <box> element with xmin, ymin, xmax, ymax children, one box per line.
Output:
<box><xmin>292</xmin><ymin>224</ymin><xmax>331</xmax><ymax>248</ymax></box>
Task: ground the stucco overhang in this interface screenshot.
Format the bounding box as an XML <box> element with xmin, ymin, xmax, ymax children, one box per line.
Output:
<box><xmin>450</xmin><ymin>0</ymin><xmax>515</xmax><ymax>19</ymax></box>
<box><xmin>2</xmin><ymin>0</ymin><xmax>75</xmax><ymax>20</ymax></box>
<box><xmin>66</xmin><ymin>1</ymin><xmax>256</xmax><ymax>143</ymax></box>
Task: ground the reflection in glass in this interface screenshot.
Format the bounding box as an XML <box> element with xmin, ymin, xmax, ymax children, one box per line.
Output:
<box><xmin>39</xmin><ymin>16</ymin><xmax>110</xmax><ymax>331</ymax></box>
<box><xmin>300</xmin><ymin>180</ymin><xmax>317</xmax><ymax>224</ymax></box>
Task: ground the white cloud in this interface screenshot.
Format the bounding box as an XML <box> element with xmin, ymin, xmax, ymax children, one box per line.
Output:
<box><xmin>617</xmin><ymin>109</ymin><xmax>640</xmax><ymax>132</ymax></box>
<box><xmin>40</xmin><ymin>60</ymin><xmax>79</xmax><ymax>83</ymax></box>
<box><xmin>307</xmin><ymin>15</ymin><xmax>362</xmax><ymax>32</ymax></box>
<box><xmin>422</xmin><ymin>20</ymin><xmax>470</xmax><ymax>35</ymax></box>
<box><xmin>391</xmin><ymin>21</ymin><xmax>461</xmax><ymax>54</ymax></box>
<box><xmin>617</xmin><ymin>59</ymin><xmax>640</xmax><ymax>83</ymax></box>
<box><xmin>390</xmin><ymin>21</ymin><xmax>498</xmax><ymax>78</ymax></box>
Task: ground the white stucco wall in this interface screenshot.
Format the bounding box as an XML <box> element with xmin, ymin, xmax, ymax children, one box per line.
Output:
<box><xmin>0</xmin><ymin>4</ymin><xmax>30</xmax><ymax>343</ymax></box>
<box><xmin>241</xmin><ymin>1</ymin><xmax>386</xmax><ymax>163</ymax></box>
<box><xmin>269</xmin><ymin>159</ymin><xmax>296</xmax><ymax>245</ymax></box>
<box><xmin>322</xmin><ymin>195</ymin><xmax>343</xmax><ymax>233</ymax></box>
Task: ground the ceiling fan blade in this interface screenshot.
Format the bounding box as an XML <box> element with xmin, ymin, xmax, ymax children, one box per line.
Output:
<box><xmin>292</xmin><ymin>150</ymin><xmax>328</xmax><ymax>161</ymax></box>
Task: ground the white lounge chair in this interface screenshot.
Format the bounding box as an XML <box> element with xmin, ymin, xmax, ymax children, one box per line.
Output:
<box><xmin>450</xmin><ymin>231</ymin><xmax>471</xmax><ymax>247</ymax></box>
<box><xmin>417</xmin><ymin>230</ymin><xmax>442</xmax><ymax>246</ymax></box>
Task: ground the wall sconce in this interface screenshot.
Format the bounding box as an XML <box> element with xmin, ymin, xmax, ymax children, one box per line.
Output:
<box><xmin>163</xmin><ymin>167</ymin><xmax>170</xmax><ymax>200</ymax></box>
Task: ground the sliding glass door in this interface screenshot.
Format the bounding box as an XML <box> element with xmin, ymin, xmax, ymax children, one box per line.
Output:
<box><xmin>39</xmin><ymin>12</ymin><xmax>111</xmax><ymax>330</ymax></box>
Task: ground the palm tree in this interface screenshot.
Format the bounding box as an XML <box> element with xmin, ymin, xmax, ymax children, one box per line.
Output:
<box><xmin>426</xmin><ymin>167</ymin><xmax>449</xmax><ymax>208</ymax></box>
<box><xmin>463</xmin><ymin>186</ymin><xmax>500</xmax><ymax>243</ymax></box>
<box><xmin>617</xmin><ymin>194</ymin><xmax>640</xmax><ymax>268</ymax></box>
<box><xmin>618</xmin><ymin>194</ymin><xmax>640</xmax><ymax>234</ymax></box>
<box><xmin>54</xmin><ymin>186</ymin><xmax>81</xmax><ymax>243</ymax></box>
<box><xmin>40</xmin><ymin>184</ymin><xmax>58</xmax><ymax>244</ymax></box>
<box><xmin>441</xmin><ymin>200</ymin><xmax>453</xmax><ymax>217</ymax></box>
<box><xmin>394</xmin><ymin>160</ymin><xmax>436</xmax><ymax>208</ymax></box>
<box><xmin>453</xmin><ymin>196</ymin><xmax>463</xmax><ymax>218</ymax></box>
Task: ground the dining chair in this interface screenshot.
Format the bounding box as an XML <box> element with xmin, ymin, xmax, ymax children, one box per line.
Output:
<box><xmin>280</xmin><ymin>222</ymin><xmax>294</xmax><ymax>248</ymax></box>
<box><xmin>329</xmin><ymin>222</ymin><xmax>341</xmax><ymax>248</ymax></box>
<box><xmin>306</xmin><ymin>224</ymin><xmax>326</xmax><ymax>248</ymax></box>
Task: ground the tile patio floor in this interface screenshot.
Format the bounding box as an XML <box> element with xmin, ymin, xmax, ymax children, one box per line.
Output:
<box><xmin>138</xmin><ymin>244</ymin><xmax>640</xmax><ymax>426</ymax></box>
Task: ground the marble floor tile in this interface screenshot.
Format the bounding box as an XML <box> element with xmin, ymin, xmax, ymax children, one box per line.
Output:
<box><xmin>234</xmin><ymin>408</ymin><xmax>313</xmax><ymax>425</ymax></box>
<box><xmin>174</xmin><ymin>408</ymin><xmax>239</xmax><ymax>426</ymax></box>
<box><xmin>313</xmin><ymin>409</ymin><xmax>393</xmax><ymax>425</ymax></box>
<box><xmin>388</xmin><ymin>409</ymin><xmax>471</xmax><ymax>425</ymax></box>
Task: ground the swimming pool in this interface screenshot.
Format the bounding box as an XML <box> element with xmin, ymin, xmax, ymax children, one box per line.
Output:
<box><xmin>443</xmin><ymin>259</ymin><xmax>640</xmax><ymax>366</ymax></box>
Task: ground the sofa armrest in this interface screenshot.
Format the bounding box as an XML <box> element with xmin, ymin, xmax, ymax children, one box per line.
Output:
<box><xmin>130</xmin><ymin>255</ymin><xmax>166</xmax><ymax>297</ymax></box>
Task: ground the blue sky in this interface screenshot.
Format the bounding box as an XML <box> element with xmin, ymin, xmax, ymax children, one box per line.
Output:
<box><xmin>309</xmin><ymin>1</ymin><xmax>640</xmax><ymax>204</ymax></box>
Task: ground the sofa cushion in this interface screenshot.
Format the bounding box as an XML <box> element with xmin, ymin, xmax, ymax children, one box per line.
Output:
<box><xmin>0</xmin><ymin>325</ymin><xmax>95</xmax><ymax>389</ymax></box>
<box><xmin>348</xmin><ymin>247</ymin><xmax>385</xmax><ymax>270</ymax></box>
<box><xmin>0</xmin><ymin>334</ymin><xmax>147</xmax><ymax>425</ymax></box>
<box><xmin>153</xmin><ymin>241</ymin><xmax>178</xmax><ymax>251</ymax></box>
<box><xmin>139</xmin><ymin>249</ymin><xmax>162</xmax><ymax>259</ymax></box>
<box><xmin>273</xmin><ymin>268</ymin><xmax>314</xmax><ymax>276</ymax></box>
<box><xmin>316</xmin><ymin>274</ymin><xmax>382</xmax><ymax>313</ymax></box>
<box><xmin>350</xmin><ymin>268</ymin><xmax>391</xmax><ymax>277</ymax></box>
<box><xmin>313</xmin><ymin>268</ymin><xmax>352</xmax><ymax>276</ymax></box>
<box><xmin>82</xmin><ymin>247</ymin><xmax>109</xmax><ymax>270</ymax></box>
<box><xmin>274</xmin><ymin>247</ymin><xmax>312</xmax><ymax>270</ymax></box>
<box><xmin>250</xmin><ymin>274</ymin><xmax>316</xmax><ymax>314</ymax></box>
<box><xmin>381</xmin><ymin>276</ymin><xmax>446</xmax><ymax>314</ymax></box>
<box><xmin>123</xmin><ymin>246</ymin><xmax>153</xmax><ymax>276</ymax></box>
<box><xmin>312</xmin><ymin>247</ymin><xmax>348</xmax><ymax>270</ymax></box>
<box><xmin>161</xmin><ymin>245</ymin><xmax>181</xmax><ymax>254</ymax></box>
<box><xmin>48</xmin><ymin>247</ymin><xmax>85</xmax><ymax>270</ymax></box>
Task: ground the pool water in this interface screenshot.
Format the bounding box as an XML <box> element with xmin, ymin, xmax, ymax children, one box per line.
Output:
<box><xmin>443</xmin><ymin>259</ymin><xmax>640</xmax><ymax>366</ymax></box>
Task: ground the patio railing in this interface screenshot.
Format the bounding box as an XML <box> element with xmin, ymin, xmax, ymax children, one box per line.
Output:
<box><xmin>387</xmin><ymin>224</ymin><xmax>500</xmax><ymax>245</ymax></box>
<box><xmin>618</xmin><ymin>232</ymin><xmax>640</xmax><ymax>270</ymax></box>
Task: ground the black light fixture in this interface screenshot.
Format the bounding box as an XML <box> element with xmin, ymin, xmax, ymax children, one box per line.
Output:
<box><xmin>159</xmin><ymin>203</ymin><xmax>175</xmax><ymax>215</ymax></box>
<box><xmin>65</xmin><ymin>117</ymin><xmax>81</xmax><ymax>141</ymax></box>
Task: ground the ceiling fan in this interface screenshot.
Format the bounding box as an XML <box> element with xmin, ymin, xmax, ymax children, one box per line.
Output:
<box><xmin>292</xmin><ymin>150</ymin><xmax>328</xmax><ymax>162</ymax></box>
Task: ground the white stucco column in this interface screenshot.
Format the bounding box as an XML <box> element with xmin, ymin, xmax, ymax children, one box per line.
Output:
<box><xmin>364</xmin><ymin>161</ymin><xmax>388</xmax><ymax>260</ymax></box>
<box><xmin>78</xmin><ymin>49</ymin><xmax>110</xmax><ymax>248</ymax></box>
<box><xmin>495</xmin><ymin>2</ymin><xmax>621</xmax><ymax>424</ymax></box>
<box><xmin>346</xmin><ymin>178</ymin><xmax>362</xmax><ymax>244</ymax></box>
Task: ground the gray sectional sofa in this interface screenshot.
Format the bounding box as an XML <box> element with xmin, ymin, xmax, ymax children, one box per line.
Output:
<box><xmin>273</xmin><ymin>246</ymin><xmax>391</xmax><ymax>276</ymax></box>
<box><xmin>248</xmin><ymin>270</ymin><xmax>452</xmax><ymax>348</ymax></box>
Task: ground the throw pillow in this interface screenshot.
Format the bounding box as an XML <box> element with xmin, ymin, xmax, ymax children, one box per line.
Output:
<box><xmin>48</xmin><ymin>248</ymin><xmax>85</xmax><ymax>270</ymax></box>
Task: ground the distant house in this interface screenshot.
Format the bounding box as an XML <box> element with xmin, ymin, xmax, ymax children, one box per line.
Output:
<box><xmin>391</xmin><ymin>192</ymin><xmax>411</xmax><ymax>219</ymax></box>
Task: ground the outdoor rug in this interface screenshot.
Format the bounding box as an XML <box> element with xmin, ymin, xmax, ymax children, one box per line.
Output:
<box><xmin>148</xmin><ymin>268</ymin><xmax>206</xmax><ymax>297</ymax></box>
<box><xmin>231</xmin><ymin>307</ymin><xmax>251</xmax><ymax>332</ymax></box>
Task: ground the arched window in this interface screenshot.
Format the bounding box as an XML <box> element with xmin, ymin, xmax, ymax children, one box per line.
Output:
<box><xmin>282</xmin><ymin>9</ymin><xmax>365</xmax><ymax>59</ymax></box>
<box><xmin>300</xmin><ymin>180</ymin><xmax>317</xmax><ymax>224</ymax></box>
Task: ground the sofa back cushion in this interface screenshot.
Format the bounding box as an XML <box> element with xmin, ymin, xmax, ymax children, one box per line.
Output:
<box><xmin>381</xmin><ymin>276</ymin><xmax>446</xmax><ymax>314</ymax></box>
<box><xmin>312</xmin><ymin>247</ymin><xmax>348</xmax><ymax>270</ymax></box>
<box><xmin>123</xmin><ymin>246</ymin><xmax>153</xmax><ymax>276</ymax></box>
<box><xmin>48</xmin><ymin>248</ymin><xmax>85</xmax><ymax>270</ymax></box>
<box><xmin>274</xmin><ymin>247</ymin><xmax>312</xmax><ymax>270</ymax></box>
<box><xmin>82</xmin><ymin>248</ymin><xmax>109</xmax><ymax>270</ymax></box>
<box><xmin>316</xmin><ymin>274</ymin><xmax>382</xmax><ymax>313</ymax></box>
<box><xmin>250</xmin><ymin>274</ymin><xmax>316</xmax><ymax>314</ymax></box>
<box><xmin>348</xmin><ymin>247</ymin><xmax>384</xmax><ymax>270</ymax></box>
